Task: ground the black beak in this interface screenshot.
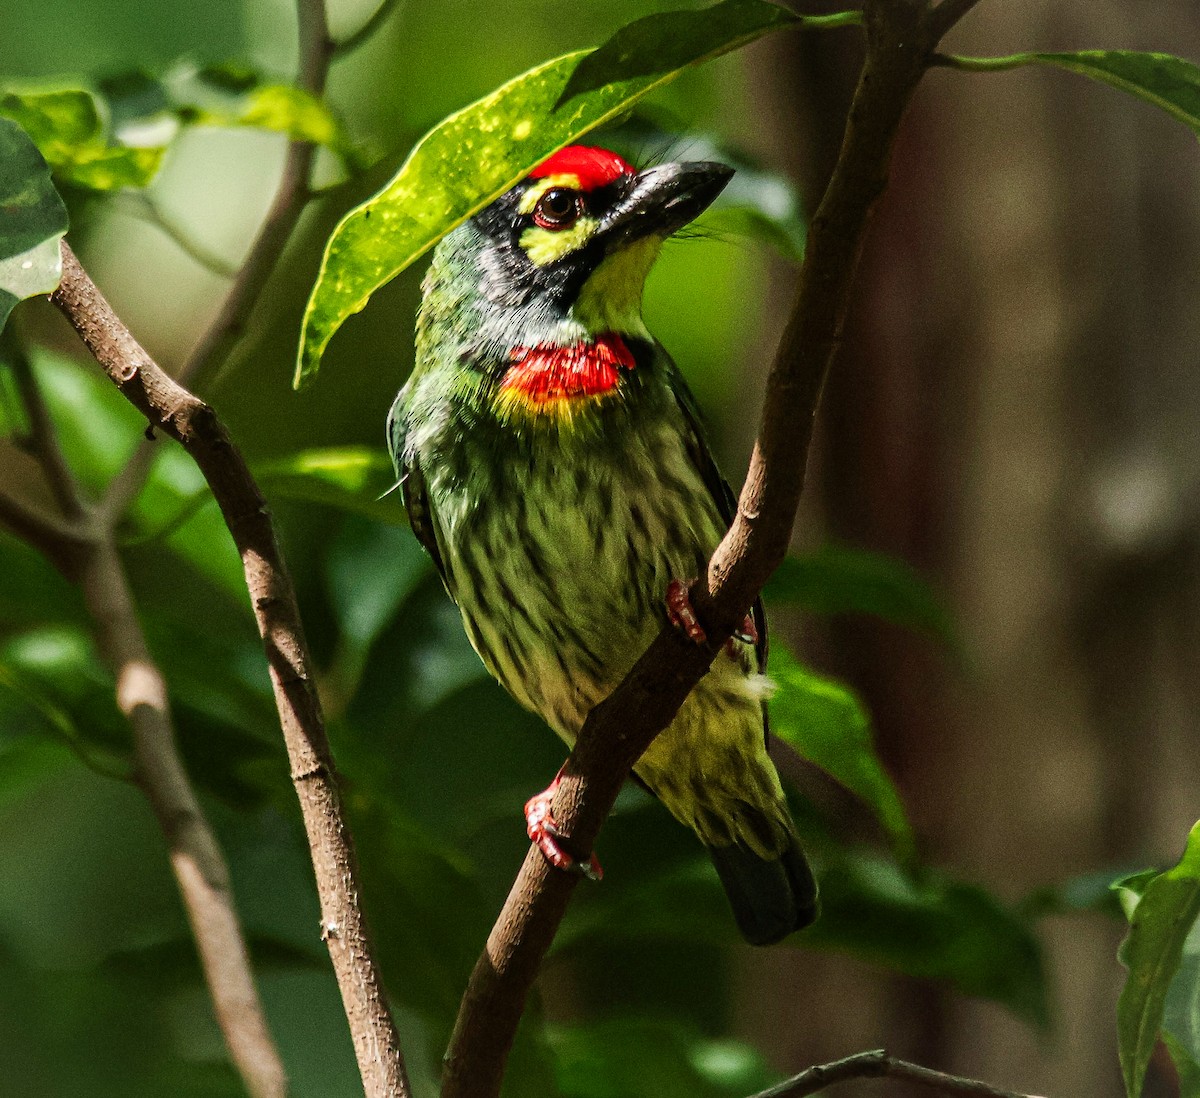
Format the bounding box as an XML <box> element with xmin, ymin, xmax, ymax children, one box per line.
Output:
<box><xmin>598</xmin><ymin>161</ymin><xmax>734</xmax><ymax>249</ymax></box>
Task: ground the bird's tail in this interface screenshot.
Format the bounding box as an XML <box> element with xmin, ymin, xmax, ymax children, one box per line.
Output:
<box><xmin>706</xmin><ymin>818</ymin><xmax>818</xmax><ymax>946</ymax></box>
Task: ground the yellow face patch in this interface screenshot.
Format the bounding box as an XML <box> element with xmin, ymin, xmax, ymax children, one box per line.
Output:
<box><xmin>517</xmin><ymin>172</ymin><xmax>599</xmax><ymax>266</ymax></box>
<box><xmin>520</xmin><ymin>218</ymin><xmax>599</xmax><ymax>266</ymax></box>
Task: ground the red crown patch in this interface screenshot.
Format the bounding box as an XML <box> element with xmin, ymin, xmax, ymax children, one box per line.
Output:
<box><xmin>529</xmin><ymin>146</ymin><xmax>635</xmax><ymax>191</ymax></box>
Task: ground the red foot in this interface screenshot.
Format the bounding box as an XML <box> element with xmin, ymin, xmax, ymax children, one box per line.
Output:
<box><xmin>666</xmin><ymin>579</ymin><xmax>707</xmax><ymax>644</ymax></box>
<box><xmin>665</xmin><ymin>579</ymin><xmax>757</xmax><ymax>655</ymax></box>
<box><xmin>525</xmin><ymin>767</ymin><xmax>603</xmax><ymax>881</ymax></box>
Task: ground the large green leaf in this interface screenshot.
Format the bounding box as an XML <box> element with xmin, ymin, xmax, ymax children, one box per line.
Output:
<box><xmin>0</xmin><ymin>118</ymin><xmax>68</xmax><ymax>331</ymax></box>
<box><xmin>0</xmin><ymin>90</ymin><xmax>164</xmax><ymax>192</ymax></box>
<box><xmin>943</xmin><ymin>50</ymin><xmax>1200</xmax><ymax>136</ymax></box>
<box><xmin>769</xmin><ymin>646</ymin><xmax>913</xmax><ymax>858</ymax></box>
<box><xmin>1118</xmin><ymin>822</ymin><xmax>1200</xmax><ymax>1098</ymax></box>
<box><xmin>763</xmin><ymin>545</ymin><xmax>957</xmax><ymax>647</ymax></box>
<box><xmin>294</xmin><ymin>1</ymin><xmax>861</xmax><ymax>386</ymax></box>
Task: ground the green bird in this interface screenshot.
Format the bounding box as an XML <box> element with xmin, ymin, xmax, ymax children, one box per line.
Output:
<box><xmin>388</xmin><ymin>145</ymin><xmax>817</xmax><ymax>944</ymax></box>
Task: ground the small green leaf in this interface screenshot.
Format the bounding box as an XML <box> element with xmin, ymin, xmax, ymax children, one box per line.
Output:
<box><xmin>764</xmin><ymin>545</ymin><xmax>957</xmax><ymax>647</ymax></box>
<box><xmin>944</xmin><ymin>50</ymin><xmax>1200</xmax><ymax>137</ymax></box>
<box><xmin>0</xmin><ymin>118</ymin><xmax>68</xmax><ymax>330</ymax></box>
<box><xmin>295</xmin><ymin>0</ymin><xmax>816</xmax><ymax>387</ymax></box>
<box><xmin>1118</xmin><ymin>821</ymin><xmax>1200</xmax><ymax>1098</ymax></box>
<box><xmin>0</xmin><ymin>89</ymin><xmax>101</xmax><ymax>149</ymax></box>
<box><xmin>187</xmin><ymin>84</ymin><xmax>350</xmax><ymax>156</ymax></box>
<box><xmin>769</xmin><ymin>646</ymin><xmax>913</xmax><ymax>857</ymax></box>
<box><xmin>0</xmin><ymin>89</ymin><xmax>164</xmax><ymax>192</ymax></box>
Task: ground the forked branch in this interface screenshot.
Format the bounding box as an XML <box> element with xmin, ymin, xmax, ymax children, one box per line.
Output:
<box><xmin>441</xmin><ymin>1</ymin><xmax>984</xmax><ymax>1096</ymax></box>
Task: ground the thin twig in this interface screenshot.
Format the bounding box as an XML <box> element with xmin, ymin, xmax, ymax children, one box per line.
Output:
<box><xmin>50</xmin><ymin>241</ymin><xmax>411</xmax><ymax>1098</ymax></box>
<box><xmin>113</xmin><ymin>192</ymin><xmax>240</xmax><ymax>277</ymax></box>
<box><xmin>440</xmin><ymin>2</ymin><xmax>985</xmax><ymax>1095</ymax></box>
<box><xmin>99</xmin><ymin>0</ymin><xmax>335</xmax><ymax>523</ymax></box>
<box><xmin>332</xmin><ymin>0</ymin><xmax>407</xmax><ymax>57</ymax></box>
<box><xmin>80</xmin><ymin>541</ymin><xmax>289</xmax><ymax>1098</ymax></box>
<box><xmin>0</xmin><ymin>488</ymin><xmax>88</xmax><ymax>576</ymax></box>
<box><xmin>2</xmin><ymin>325</ymin><xmax>87</xmax><ymax>519</ymax></box>
<box><xmin>1</xmin><ymin>323</ymin><xmax>288</xmax><ymax>1095</ymax></box>
<box><xmin>748</xmin><ymin>1049</ymin><xmax>1045</xmax><ymax>1098</ymax></box>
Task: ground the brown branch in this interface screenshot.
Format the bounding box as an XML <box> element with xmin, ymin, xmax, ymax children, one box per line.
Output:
<box><xmin>0</xmin><ymin>488</ymin><xmax>89</xmax><ymax>576</ymax></box>
<box><xmin>927</xmin><ymin>0</ymin><xmax>984</xmax><ymax>40</ymax></box>
<box><xmin>99</xmin><ymin>0</ymin><xmax>334</xmax><ymax>522</ymax></box>
<box><xmin>3</xmin><ymin>325</ymin><xmax>86</xmax><ymax>519</ymax></box>
<box><xmin>49</xmin><ymin>241</ymin><xmax>411</xmax><ymax>1098</ymax></box>
<box><xmin>80</xmin><ymin>541</ymin><xmax>289</xmax><ymax>1098</ymax></box>
<box><xmin>2</xmin><ymin>325</ymin><xmax>289</xmax><ymax>1096</ymax></box>
<box><xmin>441</xmin><ymin>2</ymin><xmax>981</xmax><ymax>1095</ymax></box>
<box><xmin>748</xmin><ymin>1049</ymin><xmax>1045</xmax><ymax>1098</ymax></box>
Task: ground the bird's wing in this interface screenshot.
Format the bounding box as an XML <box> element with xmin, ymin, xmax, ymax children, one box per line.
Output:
<box><xmin>387</xmin><ymin>399</ymin><xmax>452</xmax><ymax>596</ymax></box>
<box><xmin>670</xmin><ymin>367</ymin><xmax>769</xmax><ymax>680</ymax></box>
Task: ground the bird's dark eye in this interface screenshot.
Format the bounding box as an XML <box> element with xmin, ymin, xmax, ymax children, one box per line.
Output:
<box><xmin>532</xmin><ymin>187</ymin><xmax>581</xmax><ymax>230</ymax></box>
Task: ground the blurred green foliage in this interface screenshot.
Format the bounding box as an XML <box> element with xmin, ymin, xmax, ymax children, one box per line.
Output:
<box><xmin>0</xmin><ymin>0</ymin><xmax>1114</xmax><ymax>1094</ymax></box>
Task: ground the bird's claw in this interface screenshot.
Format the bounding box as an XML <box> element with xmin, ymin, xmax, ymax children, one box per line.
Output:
<box><xmin>666</xmin><ymin>578</ymin><xmax>757</xmax><ymax>656</ymax></box>
<box><xmin>525</xmin><ymin>771</ymin><xmax>603</xmax><ymax>881</ymax></box>
<box><xmin>666</xmin><ymin>579</ymin><xmax>707</xmax><ymax>644</ymax></box>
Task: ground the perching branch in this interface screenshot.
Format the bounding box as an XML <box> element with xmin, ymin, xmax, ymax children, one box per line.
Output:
<box><xmin>1</xmin><ymin>332</ymin><xmax>288</xmax><ymax>1097</ymax></box>
<box><xmin>747</xmin><ymin>1049</ymin><xmax>1045</xmax><ymax>1098</ymax></box>
<box><xmin>441</xmin><ymin>2</ymin><xmax>982</xmax><ymax>1095</ymax></box>
<box><xmin>48</xmin><ymin>241</ymin><xmax>411</xmax><ymax>1098</ymax></box>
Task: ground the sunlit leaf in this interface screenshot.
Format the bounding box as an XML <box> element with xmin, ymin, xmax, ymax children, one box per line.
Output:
<box><xmin>944</xmin><ymin>50</ymin><xmax>1200</xmax><ymax>137</ymax></box>
<box><xmin>0</xmin><ymin>89</ymin><xmax>164</xmax><ymax>192</ymax></box>
<box><xmin>295</xmin><ymin>0</ymin><xmax>830</xmax><ymax>387</ymax></box>
<box><xmin>764</xmin><ymin>545</ymin><xmax>958</xmax><ymax>647</ymax></box>
<box><xmin>186</xmin><ymin>84</ymin><xmax>352</xmax><ymax>159</ymax></box>
<box><xmin>769</xmin><ymin>646</ymin><xmax>913</xmax><ymax>857</ymax></box>
<box><xmin>0</xmin><ymin>118</ymin><xmax>68</xmax><ymax>330</ymax></box>
<box><xmin>1118</xmin><ymin>822</ymin><xmax>1200</xmax><ymax>1098</ymax></box>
